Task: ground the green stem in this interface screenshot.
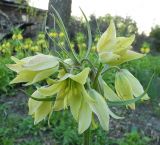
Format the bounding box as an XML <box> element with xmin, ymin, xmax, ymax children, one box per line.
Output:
<box><xmin>83</xmin><ymin>128</ymin><xmax>91</xmax><ymax>145</ymax></box>
<box><xmin>50</xmin><ymin>7</ymin><xmax>80</xmax><ymax>65</ymax></box>
<box><xmin>101</xmin><ymin>66</ymin><xmax>120</xmax><ymax>76</ymax></box>
<box><xmin>93</xmin><ymin>63</ymin><xmax>103</xmax><ymax>89</ymax></box>
<box><xmin>59</xmin><ymin>61</ymin><xmax>68</xmax><ymax>73</ymax></box>
<box><xmin>81</xmin><ymin>59</ymin><xmax>96</xmax><ymax>71</ymax></box>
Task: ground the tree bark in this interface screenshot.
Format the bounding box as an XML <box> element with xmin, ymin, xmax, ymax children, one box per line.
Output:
<box><xmin>46</xmin><ymin>0</ymin><xmax>72</xmax><ymax>50</ymax></box>
<box><xmin>46</xmin><ymin>0</ymin><xmax>72</xmax><ymax>29</ymax></box>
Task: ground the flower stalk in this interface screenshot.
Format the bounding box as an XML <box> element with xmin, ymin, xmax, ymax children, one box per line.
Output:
<box><xmin>83</xmin><ymin>127</ymin><xmax>91</xmax><ymax>145</ymax></box>
<box><xmin>93</xmin><ymin>63</ymin><xmax>103</xmax><ymax>89</ymax></box>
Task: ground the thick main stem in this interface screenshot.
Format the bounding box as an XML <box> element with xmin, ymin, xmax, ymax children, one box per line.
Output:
<box><xmin>83</xmin><ymin>128</ymin><xmax>91</xmax><ymax>145</ymax></box>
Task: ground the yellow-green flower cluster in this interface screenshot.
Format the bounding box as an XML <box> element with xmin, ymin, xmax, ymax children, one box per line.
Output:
<box><xmin>23</xmin><ymin>39</ymin><xmax>33</xmax><ymax>50</ymax></box>
<box><xmin>8</xmin><ymin>53</ymin><xmax>148</xmax><ymax>134</ymax></box>
<box><xmin>59</xmin><ymin>32</ymin><xmax>65</xmax><ymax>38</ymax></box>
<box><xmin>48</xmin><ymin>32</ymin><xmax>65</xmax><ymax>39</ymax></box>
<box><xmin>48</xmin><ymin>31</ymin><xmax>66</xmax><ymax>49</ymax></box>
<box><xmin>95</xmin><ymin>21</ymin><xmax>149</xmax><ymax>109</ymax></box>
<box><xmin>12</xmin><ymin>33</ymin><xmax>23</xmax><ymax>40</ymax></box>
<box><xmin>140</xmin><ymin>42</ymin><xmax>151</xmax><ymax>54</ymax></box>
<box><xmin>0</xmin><ymin>32</ymin><xmax>50</xmax><ymax>56</ymax></box>
<box><xmin>35</xmin><ymin>33</ymin><xmax>49</xmax><ymax>51</ymax></box>
<box><xmin>140</xmin><ymin>47</ymin><xmax>150</xmax><ymax>54</ymax></box>
<box><xmin>97</xmin><ymin>21</ymin><xmax>144</xmax><ymax>65</ymax></box>
<box><xmin>7</xmin><ymin>20</ymin><xmax>149</xmax><ymax>136</ymax></box>
<box><xmin>0</xmin><ymin>41</ymin><xmax>12</xmax><ymax>55</ymax></box>
<box><xmin>28</xmin><ymin>67</ymin><xmax>122</xmax><ymax>134</ymax></box>
<box><xmin>8</xmin><ymin>54</ymin><xmax>124</xmax><ymax>134</ymax></box>
<box><xmin>49</xmin><ymin>32</ymin><xmax>58</xmax><ymax>38</ymax></box>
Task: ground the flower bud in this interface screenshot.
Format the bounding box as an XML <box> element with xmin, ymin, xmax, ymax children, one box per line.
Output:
<box><xmin>115</xmin><ymin>70</ymin><xmax>135</xmax><ymax>109</ymax></box>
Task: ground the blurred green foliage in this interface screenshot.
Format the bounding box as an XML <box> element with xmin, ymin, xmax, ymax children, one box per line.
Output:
<box><xmin>0</xmin><ymin>57</ymin><xmax>15</xmax><ymax>94</ymax></box>
<box><xmin>116</xmin><ymin>131</ymin><xmax>151</xmax><ymax>145</ymax></box>
<box><xmin>150</xmin><ymin>25</ymin><xmax>160</xmax><ymax>52</ymax></box>
<box><xmin>0</xmin><ymin>101</ymin><xmax>151</xmax><ymax>145</ymax></box>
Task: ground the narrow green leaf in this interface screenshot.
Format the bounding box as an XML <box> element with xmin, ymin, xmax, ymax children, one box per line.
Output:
<box><xmin>79</xmin><ymin>7</ymin><xmax>92</xmax><ymax>59</ymax></box>
<box><xmin>50</xmin><ymin>6</ymin><xmax>80</xmax><ymax>64</ymax></box>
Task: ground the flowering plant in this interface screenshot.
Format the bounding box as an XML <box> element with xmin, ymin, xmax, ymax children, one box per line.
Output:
<box><xmin>7</xmin><ymin>8</ymin><xmax>152</xmax><ymax>145</ymax></box>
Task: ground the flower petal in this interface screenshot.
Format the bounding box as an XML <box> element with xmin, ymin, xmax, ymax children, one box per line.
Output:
<box><xmin>28</xmin><ymin>98</ymin><xmax>42</xmax><ymax>115</ymax></box>
<box><xmin>69</xmin><ymin>83</ymin><xmax>82</xmax><ymax>121</ymax></box>
<box><xmin>78</xmin><ymin>98</ymin><xmax>92</xmax><ymax>134</ymax></box>
<box><xmin>70</xmin><ymin>68</ymin><xmax>90</xmax><ymax>85</ymax></box>
<box><xmin>25</xmin><ymin>67</ymin><xmax>58</xmax><ymax>86</ymax></box>
<box><xmin>100</xmin><ymin>78</ymin><xmax>121</xmax><ymax>102</ymax></box>
<box><xmin>99</xmin><ymin>52</ymin><xmax>120</xmax><ymax>64</ymax></box>
<box><xmin>114</xmin><ymin>35</ymin><xmax>135</xmax><ymax>54</ymax></box>
<box><xmin>88</xmin><ymin>89</ymin><xmax>110</xmax><ymax>131</ymax></box>
<box><xmin>38</xmin><ymin>82</ymin><xmax>63</xmax><ymax>96</ymax></box>
<box><xmin>11</xmin><ymin>56</ymin><xmax>22</xmax><ymax>63</ymax></box>
<box><xmin>34</xmin><ymin>102</ymin><xmax>52</xmax><ymax>124</ymax></box>
<box><xmin>115</xmin><ymin>71</ymin><xmax>135</xmax><ymax>109</ymax></box>
<box><xmin>6</xmin><ymin>63</ymin><xmax>23</xmax><ymax>73</ymax></box>
<box><xmin>97</xmin><ymin>20</ymin><xmax>116</xmax><ymax>52</ymax></box>
<box><xmin>122</xmin><ymin>69</ymin><xmax>149</xmax><ymax>100</ymax></box>
<box><xmin>10</xmin><ymin>71</ymin><xmax>36</xmax><ymax>84</ymax></box>
<box><xmin>109</xmin><ymin>50</ymin><xmax>145</xmax><ymax>65</ymax></box>
<box><xmin>23</xmin><ymin>54</ymin><xmax>59</xmax><ymax>71</ymax></box>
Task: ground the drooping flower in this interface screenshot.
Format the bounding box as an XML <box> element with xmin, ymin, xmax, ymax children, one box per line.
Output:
<box><xmin>121</xmin><ymin>69</ymin><xmax>149</xmax><ymax>101</ymax></box>
<box><xmin>115</xmin><ymin>69</ymin><xmax>149</xmax><ymax>109</ymax></box>
<box><xmin>29</xmin><ymin>68</ymin><xmax>92</xmax><ymax>132</ymax></box>
<box><xmin>7</xmin><ymin>53</ymin><xmax>59</xmax><ymax>85</ymax></box>
<box><xmin>29</xmin><ymin>68</ymin><xmax>122</xmax><ymax>134</ymax></box>
<box><xmin>97</xmin><ymin>21</ymin><xmax>145</xmax><ymax>65</ymax></box>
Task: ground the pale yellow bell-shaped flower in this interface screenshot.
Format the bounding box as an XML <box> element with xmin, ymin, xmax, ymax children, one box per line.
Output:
<box><xmin>97</xmin><ymin>20</ymin><xmax>145</xmax><ymax>65</ymax></box>
<box><xmin>115</xmin><ymin>69</ymin><xmax>149</xmax><ymax>109</ymax></box>
<box><xmin>7</xmin><ymin>53</ymin><xmax>59</xmax><ymax>85</ymax></box>
<box><xmin>29</xmin><ymin>68</ymin><xmax>122</xmax><ymax>134</ymax></box>
<box><xmin>29</xmin><ymin>68</ymin><xmax>93</xmax><ymax>133</ymax></box>
<box><xmin>115</xmin><ymin>70</ymin><xmax>135</xmax><ymax>109</ymax></box>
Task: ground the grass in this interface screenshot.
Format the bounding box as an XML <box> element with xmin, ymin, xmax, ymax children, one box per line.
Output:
<box><xmin>0</xmin><ymin>93</ymin><xmax>153</xmax><ymax>145</ymax></box>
